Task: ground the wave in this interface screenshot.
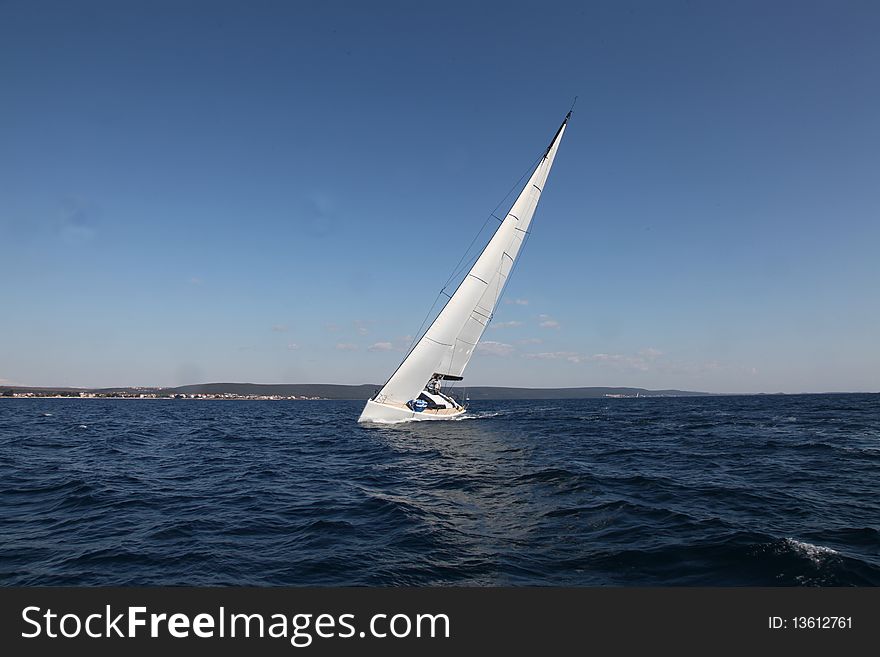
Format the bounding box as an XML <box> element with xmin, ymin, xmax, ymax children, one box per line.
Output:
<box><xmin>782</xmin><ymin>538</ymin><xmax>839</xmax><ymax>564</ymax></box>
<box><xmin>2</xmin><ymin>393</ymin><xmax>878</xmax><ymax>586</ymax></box>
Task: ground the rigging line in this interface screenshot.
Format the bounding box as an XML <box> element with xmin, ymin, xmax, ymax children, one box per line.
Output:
<box><xmin>396</xmin><ymin>152</ymin><xmax>541</xmax><ymax>365</ymax></box>
<box><xmin>439</xmin><ymin>117</ymin><xmax>567</xmax><ymax>373</ymax></box>
<box><xmin>440</xmin><ymin>215</ymin><xmax>493</xmax><ymax>292</ymax></box>
<box><xmin>440</xmin><ymin>151</ymin><xmax>545</xmax><ymax>293</ymax></box>
<box><xmin>383</xmin><ymin>128</ymin><xmax>560</xmax><ymax>391</ymax></box>
<box><xmin>396</xmin><ymin>244</ymin><xmax>480</xmax><ymax>367</ymax></box>
<box><xmin>400</xmin><ymin>294</ymin><xmax>442</xmax><ymax>358</ymax></box>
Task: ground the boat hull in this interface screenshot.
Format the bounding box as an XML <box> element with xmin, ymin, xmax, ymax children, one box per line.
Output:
<box><xmin>358</xmin><ymin>399</ymin><xmax>466</xmax><ymax>423</ymax></box>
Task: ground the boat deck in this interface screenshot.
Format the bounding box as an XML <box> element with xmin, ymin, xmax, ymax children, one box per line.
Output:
<box><xmin>418</xmin><ymin>406</ymin><xmax>465</xmax><ymax>416</ymax></box>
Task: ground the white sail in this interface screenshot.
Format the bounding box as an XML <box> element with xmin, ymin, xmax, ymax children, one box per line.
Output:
<box><xmin>361</xmin><ymin>112</ymin><xmax>569</xmax><ymax>420</ymax></box>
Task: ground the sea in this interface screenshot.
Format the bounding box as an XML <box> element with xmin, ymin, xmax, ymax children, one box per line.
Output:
<box><xmin>1</xmin><ymin>394</ymin><xmax>878</xmax><ymax>586</ymax></box>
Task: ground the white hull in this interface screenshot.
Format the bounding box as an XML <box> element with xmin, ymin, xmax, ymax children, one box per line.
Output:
<box><xmin>358</xmin><ymin>399</ymin><xmax>466</xmax><ymax>423</ymax></box>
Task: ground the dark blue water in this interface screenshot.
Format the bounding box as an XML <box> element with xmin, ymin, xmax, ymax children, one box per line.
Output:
<box><xmin>1</xmin><ymin>394</ymin><xmax>878</xmax><ymax>586</ymax></box>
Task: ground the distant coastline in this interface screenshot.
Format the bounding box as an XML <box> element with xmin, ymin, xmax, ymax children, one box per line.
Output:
<box><xmin>1</xmin><ymin>383</ymin><xmax>711</xmax><ymax>400</ymax></box>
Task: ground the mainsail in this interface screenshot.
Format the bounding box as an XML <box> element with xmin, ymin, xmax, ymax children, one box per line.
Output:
<box><xmin>370</xmin><ymin>112</ymin><xmax>570</xmax><ymax>410</ymax></box>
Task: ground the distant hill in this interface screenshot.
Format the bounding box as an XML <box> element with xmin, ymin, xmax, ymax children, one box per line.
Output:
<box><xmin>1</xmin><ymin>382</ymin><xmax>709</xmax><ymax>399</ymax></box>
<box><xmin>157</xmin><ymin>383</ymin><xmax>709</xmax><ymax>399</ymax></box>
<box><xmin>461</xmin><ymin>386</ymin><xmax>708</xmax><ymax>400</ymax></box>
<box><xmin>170</xmin><ymin>382</ymin><xmax>379</xmax><ymax>399</ymax></box>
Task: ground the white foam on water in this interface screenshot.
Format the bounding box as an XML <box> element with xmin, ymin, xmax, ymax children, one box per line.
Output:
<box><xmin>459</xmin><ymin>411</ymin><xmax>502</xmax><ymax>420</ymax></box>
<box><xmin>785</xmin><ymin>538</ymin><xmax>838</xmax><ymax>565</ymax></box>
<box><xmin>363</xmin><ymin>418</ymin><xmax>411</xmax><ymax>425</ymax></box>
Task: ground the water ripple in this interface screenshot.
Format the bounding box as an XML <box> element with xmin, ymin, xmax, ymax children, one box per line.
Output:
<box><xmin>1</xmin><ymin>394</ymin><xmax>878</xmax><ymax>585</ymax></box>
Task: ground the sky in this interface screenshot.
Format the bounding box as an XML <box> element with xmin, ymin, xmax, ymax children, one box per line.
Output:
<box><xmin>1</xmin><ymin>0</ymin><xmax>878</xmax><ymax>393</ymax></box>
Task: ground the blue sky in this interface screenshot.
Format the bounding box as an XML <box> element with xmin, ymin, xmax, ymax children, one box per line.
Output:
<box><xmin>2</xmin><ymin>0</ymin><xmax>878</xmax><ymax>393</ymax></box>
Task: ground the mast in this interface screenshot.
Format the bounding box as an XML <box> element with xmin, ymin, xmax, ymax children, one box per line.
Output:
<box><xmin>373</xmin><ymin>112</ymin><xmax>570</xmax><ymax>406</ymax></box>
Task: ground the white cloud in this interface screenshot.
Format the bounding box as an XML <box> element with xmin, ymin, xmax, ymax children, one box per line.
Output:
<box><xmin>476</xmin><ymin>341</ymin><xmax>515</xmax><ymax>356</ymax></box>
<box><xmin>589</xmin><ymin>353</ymin><xmax>650</xmax><ymax>370</ymax></box>
<box><xmin>505</xmin><ymin>298</ymin><xmax>529</xmax><ymax>306</ymax></box>
<box><xmin>517</xmin><ymin>337</ymin><xmax>543</xmax><ymax>345</ymax></box>
<box><xmin>538</xmin><ymin>314</ymin><xmax>560</xmax><ymax>329</ymax></box>
<box><xmin>523</xmin><ymin>347</ymin><xmax>669</xmax><ymax>369</ymax></box>
<box><xmin>524</xmin><ymin>351</ymin><xmax>583</xmax><ymax>363</ymax></box>
<box><xmin>587</xmin><ymin>348</ymin><xmax>670</xmax><ymax>371</ymax></box>
<box><xmin>353</xmin><ymin>319</ymin><xmax>370</xmax><ymax>336</ymax></box>
<box><xmin>655</xmin><ymin>359</ymin><xmax>722</xmax><ymax>376</ymax></box>
<box><xmin>335</xmin><ymin>343</ymin><xmax>358</xmax><ymax>351</ymax></box>
<box><xmin>521</xmin><ymin>345</ymin><xmax>734</xmax><ymax>378</ymax></box>
<box><xmin>272</xmin><ymin>324</ymin><xmax>289</xmax><ymax>333</ymax></box>
<box><xmin>490</xmin><ymin>320</ymin><xmax>523</xmax><ymax>330</ymax></box>
<box><xmin>287</xmin><ymin>343</ymin><xmax>300</xmax><ymax>351</ymax></box>
<box><xmin>368</xmin><ymin>342</ymin><xmax>393</xmax><ymax>352</ymax></box>
<box><xmin>323</xmin><ymin>323</ymin><xmax>339</xmax><ymax>332</ymax></box>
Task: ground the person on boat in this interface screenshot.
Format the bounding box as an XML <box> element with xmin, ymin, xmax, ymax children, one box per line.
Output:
<box><xmin>427</xmin><ymin>376</ymin><xmax>441</xmax><ymax>394</ymax></box>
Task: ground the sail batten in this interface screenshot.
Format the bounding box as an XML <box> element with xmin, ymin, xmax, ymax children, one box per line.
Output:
<box><xmin>362</xmin><ymin>113</ymin><xmax>569</xmax><ymax>415</ymax></box>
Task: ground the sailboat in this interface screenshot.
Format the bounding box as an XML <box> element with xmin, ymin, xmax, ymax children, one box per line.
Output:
<box><xmin>358</xmin><ymin>110</ymin><xmax>571</xmax><ymax>423</ymax></box>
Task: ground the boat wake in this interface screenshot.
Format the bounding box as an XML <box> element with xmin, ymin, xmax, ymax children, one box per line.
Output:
<box><xmin>784</xmin><ymin>538</ymin><xmax>840</xmax><ymax>565</ymax></box>
<box><xmin>458</xmin><ymin>410</ymin><xmax>504</xmax><ymax>421</ymax></box>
